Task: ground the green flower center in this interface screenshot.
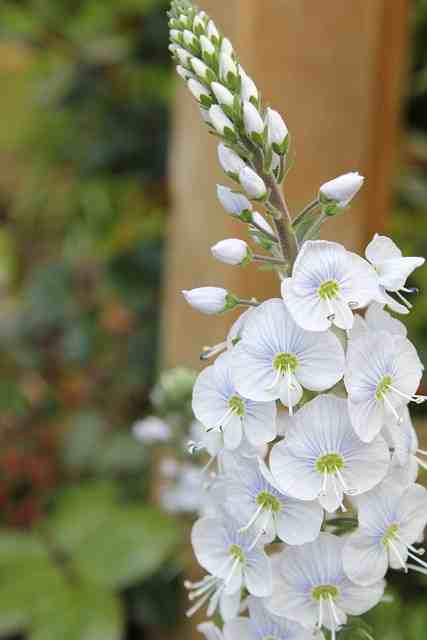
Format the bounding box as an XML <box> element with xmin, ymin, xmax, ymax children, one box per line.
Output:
<box><xmin>376</xmin><ymin>375</ymin><xmax>392</xmax><ymax>400</ymax></box>
<box><xmin>273</xmin><ymin>352</ymin><xmax>298</xmax><ymax>373</ymax></box>
<box><xmin>318</xmin><ymin>280</ymin><xmax>339</xmax><ymax>300</ymax></box>
<box><xmin>256</xmin><ymin>491</ymin><xmax>282</xmax><ymax>513</ymax></box>
<box><xmin>312</xmin><ymin>585</ymin><xmax>339</xmax><ymax>601</ymax></box>
<box><xmin>228</xmin><ymin>395</ymin><xmax>245</xmax><ymax>416</ymax></box>
<box><xmin>382</xmin><ymin>523</ymin><xmax>399</xmax><ymax>548</ymax></box>
<box><xmin>315</xmin><ymin>453</ymin><xmax>344</xmax><ymax>474</ymax></box>
<box><xmin>229</xmin><ymin>544</ymin><xmax>245</xmax><ymax>562</ymax></box>
<box><xmin>263</xmin><ymin>637</ymin><xmax>277</xmax><ymax>640</ymax></box>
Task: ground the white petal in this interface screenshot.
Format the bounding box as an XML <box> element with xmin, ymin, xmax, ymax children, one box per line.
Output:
<box><xmin>275</xmin><ymin>498</ymin><xmax>323</xmax><ymax>545</ymax></box>
<box><xmin>342</xmin><ymin>533</ymin><xmax>388</xmax><ymax>585</ymax></box>
<box><xmin>223</xmin><ymin>619</ymin><xmax>255</xmax><ymax>640</ymax></box>
<box><xmin>338</xmin><ymin>576</ymin><xmax>385</xmax><ymax>615</ymax></box>
<box><xmin>342</xmin><ymin>433</ymin><xmax>390</xmax><ymax>494</ymax></box>
<box><xmin>319</xmin><ymin>480</ymin><xmax>343</xmax><ymax>513</ymax></box>
<box><xmin>376</xmin><ymin>256</ymin><xmax>425</xmax><ymax>291</ymax></box>
<box><xmin>365</xmin><ymin>302</ymin><xmax>407</xmax><ymax>337</ymax></box>
<box><xmin>347</xmin><ymin>252</ymin><xmax>384</xmax><ymax>308</ymax></box>
<box><xmin>366</xmin><ymin>234</ymin><xmax>402</xmax><ymax>264</ymax></box>
<box><xmin>396</xmin><ymin>484</ymin><xmax>427</xmax><ymax>542</ymax></box>
<box><xmin>296</xmin><ymin>330</ymin><xmax>345</xmax><ymax>391</ymax></box>
<box><xmin>220</xmin><ymin>589</ymin><xmax>242</xmax><ymax>621</ymax></box>
<box><xmin>347</xmin><ymin>397</ymin><xmax>385</xmax><ymax>443</ymax></box>
<box><xmin>270</xmin><ymin>440</ymin><xmax>322</xmax><ymax>500</ymax></box>
<box><xmin>278</xmin><ymin>374</ymin><xmax>303</xmax><ymax>410</ymax></box>
<box><xmin>198</xmin><ymin>623</ymin><xmax>224</xmax><ymax>640</ymax></box>
<box><xmin>244</xmin><ymin>401</ymin><xmax>277</xmax><ymax>447</ymax></box>
<box><xmin>332</xmin><ymin>297</ymin><xmax>354</xmax><ymax>330</ymax></box>
<box><xmin>192</xmin><ymin>364</ymin><xmax>230</xmax><ymax>427</ymax></box>
<box><xmin>244</xmin><ymin>550</ymin><xmax>272</xmax><ymax>597</ymax></box>
<box><xmin>282</xmin><ymin>278</ymin><xmax>332</xmax><ymax>332</ymax></box>
<box><xmin>191</xmin><ymin>517</ymin><xmax>230</xmax><ymax>576</ymax></box>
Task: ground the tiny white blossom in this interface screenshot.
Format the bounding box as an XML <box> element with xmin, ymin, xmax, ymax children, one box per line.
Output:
<box><xmin>221</xmin><ymin>38</ymin><xmax>233</xmax><ymax>57</ymax></box>
<box><xmin>192</xmin><ymin>513</ymin><xmax>273</xmax><ymax>598</ymax></box>
<box><xmin>200</xmin><ymin>34</ymin><xmax>216</xmax><ymax>57</ymax></box>
<box><xmin>191</xmin><ymin>57</ymin><xmax>211</xmax><ymax>81</ymax></box>
<box><xmin>320</xmin><ymin>172</ymin><xmax>364</xmax><ymax>208</ymax></box>
<box><xmin>217</xmin><ymin>185</ymin><xmax>252</xmax><ymax>218</ymax></box>
<box><xmin>343</xmin><ymin>480</ymin><xmax>427</xmax><ymax>585</ymax></box>
<box><xmin>239</xmin><ymin>167</ymin><xmax>267</xmax><ymax>200</ymax></box>
<box><xmin>232</xmin><ymin>299</ymin><xmax>345</xmax><ymax>414</ymax></box>
<box><xmin>193</xmin><ymin>350</ymin><xmax>277</xmax><ymax>449</ymax></box>
<box><xmin>224</xmin><ymin>597</ymin><xmax>314</xmax><ymax>640</ymax></box>
<box><xmin>250</xmin><ymin>212</ymin><xmax>275</xmax><ymax>239</ymax></box>
<box><xmin>217</xmin><ymin>144</ymin><xmax>247</xmax><ymax>177</ymax></box>
<box><xmin>267</xmin><ymin>533</ymin><xmax>385</xmax><ymax>639</ymax></box>
<box><xmin>188</xmin><ymin>78</ymin><xmax>211</xmax><ymax>102</ymax></box>
<box><xmin>209</xmin><ymin>105</ymin><xmax>235</xmax><ymax>137</ymax></box>
<box><xmin>365</xmin><ymin>234</ymin><xmax>425</xmax><ymax>314</ymax></box>
<box><xmin>345</xmin><ymin>329</ymin><xmax>425</xmax><ymax>441</ymax></box>
<box><xmin>183</xmin><ymin>29</ymin><xmax>198</xmax><ymax>48</ymax></box>
<box><xmin>282</xmin><ymin>240</ymin><xmax>383</xmax><ymax>331</ymax></box>
<box><xmin>265</xmin><ymin>108</ymin><xmax>288</xmax><ymax>154</ymax></box>
<box><xmin>211</xmin><ymin>239</ymin><xmax>251</xmax><ymax>266</ymax></box>
<box><xmin>176</xmin><ymin>64</ymin><xmax>193</xmax><ymax>81</ymax></box>
<box><xmin>219</xmin><ymin>53</ymin><xmax>239</xmax><ymax>85</ymax></box>
<box><xmin>270</xmin><ymin>395</ymin><xmax>390</xmax><ymax>513</ymax></box>
<box><xmin>183</xmin><ymin>287</ymin><xmax>229</xmax><ymax>315</ymax></box>
<box><xmin>207</xmin><ymin>19</ymin><xmax>220</xmax><ymax>42</ymax></box>
<box><xmin>173</xmin><ymin>45</ymin><xmax>192</xmax><ymax>67</ymax></box>
<box><xmin>198</xmin><ymin>623</ymin><xmax>224</xmax><ymax>640</ymax></box>
<box><xmin>240</xmin><ymin>68</ymin><xmax>258</xmax><ymax>103</ymax></box>
<box><xmin>211</xmin><ymin>82</ymin><xmax>234</xmax><ymax>108</ymax></box>
<box><xmin>132</xmin><ymin>416</ymin><xmax>171</xmax><ymax>443</ymax></box>
<box><xmin>243</xmin><ymin>101</ymin><xmax>264</xmax><ymax>139</ymax></box>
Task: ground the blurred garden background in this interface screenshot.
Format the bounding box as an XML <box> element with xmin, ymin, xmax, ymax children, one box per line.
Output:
<box><xmin>0</xmin><ymin>1</ymin><xmax>425</xmax><ymax>639</ymax></box>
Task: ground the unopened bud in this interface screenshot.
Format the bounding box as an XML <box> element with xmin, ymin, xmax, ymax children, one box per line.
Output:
<box><xmin>217</xmin><ymin>185</ymin><xmax>253</xmax><ymax>220</ymax></box>
<box><xmin>170</xmin><ymin>29</ymin><xmax>182</xmax><ymax>44</ymax></box>
<box><xmin>207</xmin><ymin>20</ymin><xmax>220</xmax><ymax>43</ymax></box>
<box><xmin>239</xmin><ymin>167</ymin><xmax>267</xmax><ymax>200</ymax></box>
<box><xmin>243</xmin><ymin>101</ymin><xmax>265</xmax><ymax>144</ymax></box>
<box><xmin>182</xmin><ymin>287</ymin><xmax>237</xmax><ymax>315</ymax></box>
<box><xmin>193</xmin><ymin>13</ymin><xmax>206</xmax><ymax>35</ymax></box>
<box><xmin>217</xmin><ymin>144</ymin><xmax>246</xmax><ymax>178</ymax></box>
<box><xmin>183</xmin><ymin>29</ymin><xmax>198</xmax><ymax>50</ymax></box>
<box><xmin>211</xmin><ymin>82</ymin><xmax>234</xmax><ymax>108</ymax></box>
<box><xmin>176</xmin><ymin>65</ymin><xmax>193</xmax><ymax>81</ymax></box>
<box><xmin>221</xmin><ymin>38</ymin><xmax>233</xmax><ymax>57</ymax></box>
<box><xmin>252</xmin><ymin>212</ymin><xmax>275</xmax><ymax>237</ymax></box>
<box><xmin>240</xmin><ymin>69</ymin><xmax>259</xmax><ymax>104</ymax></box>
<box><xmin>200</xmin><ymin>34</ymin><xmax>216</xmax><ymax>59</ymax></box>
<box><xmin>188</xmin><ymin>79</ymin><xmax>212</xmax><ymax>107</ymax></box>
<box><xmin>320</xmin><ymin>172</ymin><xmax>365</xmax><ymax>211</ymax></box>
<box><xmin>219</xmin><ymin>53</ymin><xmax>239</xmax><ymax>89</ymax></box>
<box><xmin>191</xmin><ymin>57</ymin><xmax>213</xmax><ymax>82</ymax></box>
<box><xmin>172</xmin><ymin>45</ymin><xmax>192</xmax><ymax>67</ymax></box>
<box><xmin>209</xmin><ymin>105</ymin><xmax>236</xmax><ymax>140</ymax></box>
<box><xmin>211</xmin><ymin>239</ymin><xmax>252</xmax><ymax>266</ymax></box>
<box><xmin>265</xmin><ymin>108</ymin><xmax>289</xmax><ymax>155</ymax></box>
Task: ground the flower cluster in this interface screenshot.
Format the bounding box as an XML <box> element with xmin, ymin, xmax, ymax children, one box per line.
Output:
<box><xmin>168</xmin><ymin>2</ymin><xmax>427</xmax><ymax>639</ymax></box>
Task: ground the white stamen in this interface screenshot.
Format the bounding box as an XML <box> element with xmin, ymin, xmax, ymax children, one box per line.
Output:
<box><xmin>331</xmin><ymin>473</ymin><xmax>347</xmax><ymax>512</ymax></box>
<box><xmin>381</xmin><ymin>393</ymin><xmax>403</xmax><ymax>423</ymax></box>
<box><xmin>388</xmin><ymin>385</ymin><xmax>427</xmax><ymax>405</ymax></box>
<box><xmin>334</xmin><ymin>467</ymin><xmax>357</xmax><ymax>495</ymax></box>
<box><xmin>388</xmin><ymin>539</ymin><xmax>408</xmax><ymax>572</ymax></box>
<box><xmin>415</xmin><ymin>456</ymin><xmax>427</xmax><ymax>472</ymax></box>
<box><xmin>225</xmin><ymin>556</ymin><xmax>241</xmax><ymax>586</ymax></box>
<box><xmin>328</xmin><ymin>594</ymin><xmax>341</xmax><ymax>627</ymax></box>
<box><xmin>239</xmin><ymin>503</ymin><xmax>264</xmax><ymax>533</ymax></box>
<box><xmin>266</xmin><ymin>366</ymin><xmax>283</xmax><ymax>391</ymax></box>
<box><xmin>317</xmin><ymin>596</ymin><xmax>324</xmax><ymax>629</ymax></box>
<box><xmin>395</xmin><ymin>290</ymin><xmax>413</xmax><ymax>309</ymax></box>
<box><xmin>248</xmin><ymin>509</ymin><xmax>272</xmax><ymax>551</ymax></box>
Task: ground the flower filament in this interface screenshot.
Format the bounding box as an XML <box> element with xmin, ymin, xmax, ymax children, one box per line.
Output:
<box><xmin>269</xmin><ymin>352</ymin><xmax>299</xmax><ymax>415</ymax></box>
<box><xmin>316</xmin><ymin>453</ymin><xmax>355</xmax><ymax>511</ymax></box>
<box><xmin>312</xmin><ymin>585</ymin><xmax>341</xmax><ymax>640</ymax></box>
<box><xmin>318</xmin><ymin>280</ymin><xmax>339</xmax><ymax>321</ymax></box>
<box><xmin>210</xmin><ymin>394</ymin><xmax>246</xmax><ymax>432</ymax></box>
<box><xmin>375</xmin><ymin>375</ymin><xmax>426</xmax><ymax>420</ymax></box>
<box><xmin>382</xmin><ymin>522</ymin><xmax>427</xmax><ymax>574</ymax></box>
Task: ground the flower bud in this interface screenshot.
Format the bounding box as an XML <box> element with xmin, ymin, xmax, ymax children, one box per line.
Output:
<box><xmin>221</xmin><ymin>38</ymin><xmax>233</xmax><ymax>57</ymax></box>
<box><xmin>211</xmin><ymin>82</ymin><xmax>234</xmax><ymax>108</ymax></box>
<box><xmin>172</xmin><ymin>45</ymin><xmax>192</xmax><ymax>67</ymax></box>
<box><xmin>252</xmin><ymin>212</ymin><xmax>275</xmax><ymax>237</ymax></box>
<box><xmin>240</xmin><ymin>68</ymin><xmax>258</xmax><ymax>104</ymax></box>
<box><xmin>193</xmin><ymin>13</ymin><xmax>206</xmax><ymax>35</ymax></box>
<box><xmin>209</xmin><ymin>105</ymin><xmax>236</xmax><ymax>140</ymax></box>
<box><xmin>179</xmin><ymin>13</ymin><xmax>190</xmax><ymax>29</ymax></box>
<box><xmin>243</xmin><ymin>101</ymin><xmax>265</xmax><ymax>144</ymax></box>
<box><xmin>239</xmin><ymin>167</ymin><xmax>267</xmax><ymax>200</ymax></box>
<box><xmin>182</xmin><ymin>287</ymin><xmax>232</xmax><ymax>315</ymax></box>
<box><xmin>217</xmin><ymin>185</ymin><xmax>252</xmax><ymax>219</ymax></box>
<box><xmin>170</xmin><ymin>29</ymin><xmax>182</xmax><ymax>44</ymax></box>
<box><xmin>320</xmin><ymin>172</ymin><xmax>365</xmax><ymax>209</ymax></box>
<box><xmin>219</xmin><ymin>53</ymin><xmax>239</xmax><ymax>88</ymax></box>
<box><xmin>207</xmin><ymin>20</ymin><xmax>220</xmax><ymax>43</ymax></box>
<box><xmin>183</xmin><ymin>29</ymin><xmax>197</xmax><ymax>49</ymax></box>
<box><xmin>176</xmin><ymin>65</ymin><xmax>193</xmax><ymax>81</ymax></box>
<box><xmin>211</xmin><ymin>239</ymin><xmax>252</xmax><ymax>265</ymax></box>
<box><xmin>191</xmin><ymin>57</ymin><xmax>211</xmax><ymax>82</ymax></box>
<box><xmin>200</xmin><ymin>35</ymin><xmax>216</xmax><ymax>58</ymax></box>
<box><xmin>217</xmin><ymin>144</ymin><xmax>246</xmax><ymax>178</ymax></box>
<box><xmin>200</xmin><ymin>107</ymin><xmax>211</xmax><ymax>124</ymax></box>
<box><xmin>188</xmin><ymin>79</ymin><xmax>212</xmax><ymax>106</ymax></box>
<box><xmin>265</xmin><ymin>107</ymin><xmax>289</xmax><ymax>155</ymax></box>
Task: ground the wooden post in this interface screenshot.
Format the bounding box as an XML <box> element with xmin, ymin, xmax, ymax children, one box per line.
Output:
<box><xmin>162</xmin><ymin>0</ymin><xmax>409</xmax><ymax>373</ymax></box>
<box><xmin>160</xmin><ymin>2</ymin><xmax>409</xmax><ymax>637</ymax></box>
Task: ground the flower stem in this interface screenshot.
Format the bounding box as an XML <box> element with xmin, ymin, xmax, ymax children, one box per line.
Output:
<box><xmin>237</xmin><ymin>298</ymin><xmax>259</xmax><ymax>308</ymax></box>
<box><xmin>253</xmin><ymin>254</ymin><xmax>286</xmax><ymax>265</ymax></box>
<box><xmin>264</xmin><ymin>174</ymin><xmax>299</xmax><ymax>269</ymax></box>
<box><xmin>293</xmin><ymin>198</ymin><xmax>320</xmax><ymax>226</ymax></box>
<box><xmin>250</xmin><ymin>220</ymin><xmax>278</xmax><ymax>243</ymax></box>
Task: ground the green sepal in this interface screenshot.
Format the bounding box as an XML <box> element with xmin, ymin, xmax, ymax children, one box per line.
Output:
<box><xmin>272</xmin><ymin>134</ymin><xmax>289</xmax><ymax>156</ymax></box>
<box><xmin>224</xmin><ymin>293</ymin><xmax>240</xmax><ymax>312</ymax></box>
<box><xmin>224</xmin><ymin>127</ymin><xmax>238</xmax><ymax>143</ymax></box>
<box><xmin>250</xmin><ymin>131</ymin><xmax>264</xmax><ymax>147</ymax></box>
<box><xmin>200</xmin><ymin>94</ymin><xmax>214</xmax><ymax>109</ymax></box>
<box><xmin>239</xmin><ymin>210</ymin><xmax>254</xmax><ymax>223</ymax></box>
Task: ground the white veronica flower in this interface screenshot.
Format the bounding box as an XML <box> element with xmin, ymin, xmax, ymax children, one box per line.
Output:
<box><xmin>349</xmin><ymin>302</ymin><xmax>407</xmax><ymax>344</ymax></box>
<box><xmin>192</xmin><ymin>514</ymin><xmax>273</xmax><ymax>598</ymax></box>
<box><xmin>225</xmin><ymin>455</ymin><xmax>323</xmax><ymax>546</ymax></box>
<box><xmin>232</xmin><ymin>299</ymin><xmax>345</xmax><ymax>414</ymax></box>
<box><xmin>267</xmin><ymin>533</ymin><xmax>384</xmax><ymax>640</ymax></box>
<box><xmin>320</xmin><ymin>172</ymin><xmax>364</xmax><ymax>208</ymax></box>
<box><xmin>186</xmin><ymin>573</ymin><xmax>241</xmax><ymax>621</ymax></box>
<box><xmin>193</xmin><ymin>350</ymin><xmax>277</xmax><ymax>449</ymax></box>
<box><xmin>265</xmin><ymin>108</ymin><xmax>288</xmax><ymax>155</ymax></box>
<box><xmin>224</xmin><ymin>596</ymin><xmax>314</xmax><ymax>640</ymax></box>
<box><xmin>270</xmin><ymin>395</ymin><xmax>390</xmax><ymax>513</ymax></box>
<box><xmin>282</xmin><ymin>241</ymin><xmax>383</xmax><ymax>331</ymax></box>
<box><xmin>345</xmin><ymin>329</ymin><xmax>425</xmax><ymax>442</ymax></box>
<box><xmin>343</xmin><ymin>480</ymin><xmax>427</xmax><ymax>585</ymax></box>
<box><xmin>365</xmin><ymin>234</ymin><xmax>425</xmax><ymax>314</ymax></box>
<box><xmin>198</xmin><ymin>622</ymin><xmax>224</xmax><ymax>640</ymax></box>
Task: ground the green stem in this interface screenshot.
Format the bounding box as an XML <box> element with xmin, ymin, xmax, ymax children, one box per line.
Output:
<box><xmin>250</xmin><ymin>220</ymin><xmax>277</xmax><ymax>243</ymax></box>
<box><xmin>293</xmin><ymin>198</ymin><xmax>320</xmax><ymax>226</ymax></box>
<box><xmin>237</xmin><ymin>298</ymin><xmax>259</xmax><ymax>308</ymax></box>
<box><xmin>253</xmin><ymin>254</ymin><xmax>286</xmax><ymax>266</ymax></box>
<box><xmin>264</xmin><ymin>175</ymin><xmax>298</xmax><ymax>269</ymax></box>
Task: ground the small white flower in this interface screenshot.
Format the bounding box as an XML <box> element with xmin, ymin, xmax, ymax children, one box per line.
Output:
<box><xmin>219</xmin><ymin>53</ymin><xmax>239</xmax><ymax>86</ymax></box>
<box><xmin>193</xmin><ymin>13</ymin><xmax>207</xmax><ymax>34</ymax></box>
<box><xmin>282</xmin><ymin>240</ymin><xmax>384</xmax><ymax>331</ymax></box>
<box><xmin>349</xmin><ymin>302</ymin><xmax>407</xmax><ymax>344</ymax></box>
<box><xmin>240</xmin><ymin>68</ymin><xmax>259</xmax><ymax>104</ymax></box>
<box><xmin>265</xmin><ymin>108</ymin><xmax>289</xmax><ymax>154</ymax></box>
<box><xmin>243</xmin><ymin>101</ymin><xmax>265</xmax><ymax>140</ymax></box>
<box><xmin>211</xmin><ymin>239</ymin><xmax>251</xmax><ymax>266</ymax></box>
<box><xmin>176</xmin><ymin>64</ymin><xmax>193</xmax><ymax>81</ymax></box>
<box><xmin>211</xmin><ymin>82</ymin><xmax>234</xmax><ymax>108</ymax></box>
<box><xmin>225</xmin><ymin>455</ymin><xmax>323</xmax><ymax>546</ymax></box>
<box><xmin>224</xmin><ymin>596</ymin><xmax>314</xmax><ymax>640</ymax></box>
<box><xmin>343</xmin><ymin>480</ymin><xmax>427</xmax><ymax>585</ymax></box>
<box><xmin>193</xmin><ymin>351</ymin><xmax>277</xmax><ymax>449</ymax></box>
<box><xmin>384</xmin><ymin>407</ymin><xmax>422</xmax><ymax>485</ymax></box>
<box><xmin>132</xmin><ymin>416</ymin><xmax>171</xmax><ymax>443</ymax></box>
<box><xmin>172</xmin><ymin>45</ymin><xmax>193</xmax><ymax>67</ymax></box>
<box><xmin>345</xmin><ymin>329</ymin><xmax>425</xmax><ymax>441</ymax></box>
<box><xmin>270</xmin><ymin>395</ymin><xmax>390</xmax><ymax>513</ymax></box>
<box><xmin>320</xmin><ymin>172</ymin><xmax>364</xmax><ymax>208</ymax></box>
<box><xmin>250</xmin><ymin>212</ymin><xmax>275</xmax><ymax>239</ymax></box>
<box><xmin>207</xmin><ymin>19</ymin><xmax>220</xmax><ymax>42</ymax></box>
<box><xmin>365</xmin><ymin>234</ymin><xmax>425</xmax><ymax>314</ymax></box>
<box><xmin>183</xmin><ymin>287</ymin><xmax>230</xmax><ymax>315</ymax></box>
<box><xmin>267</xmin><ymin>533</ymin><xmax>385</xmax><ymax>639</ymax></box>
<box><xmin>221</xmin><ymin>38</ymin><xmax>233</xmax><ymax>57</ymax></box>
<box><xmin>239</xmin><ymin>167</ymin><xmax>267</xmax><ymax>200</ymax></box>
<box><xmin>232</xmin><ymin>299</ymin><xmax>345</xmax><ymax>414</ymax></box>
<box><xmin>192</xmin><ymin>514</ymin><xmax>273</xmax><ymax>598</ymax></box>
<box><xmin>170</xmin><ymin>29</ymin><xmax>182</xmax><ymax>43</ymax></box>
<box><xmin>217</xmin><ymin>185</ymin><xmax>252</xmax><ymax>218</ymax></box>
<box><xmin>217</xmin><ymin>144</ymin><xmax>246</xmax><ymax>177</ymax></box>
<box><xmin>191</xmin><ymin>57</ymin><xmax>211</xmax><ymax>81</ymax></box>
<box><xmin>183</xmin><ymin>29</ymin><xmax>198</xmax><ymax>49</ymax></box>
<box><xmin>209</xmin><ymin>105</ymin><xmax>236</xmax><ymax>137</ymax></box>
<box><xmin>200</xmin><ymin>34</ymin><xmax>216</xmax><ymax>57</ymax></box>
<box><xmin>188</xmin><ymin>78</ymin><xmax>211</xmax><ymax>102</ymax></box>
